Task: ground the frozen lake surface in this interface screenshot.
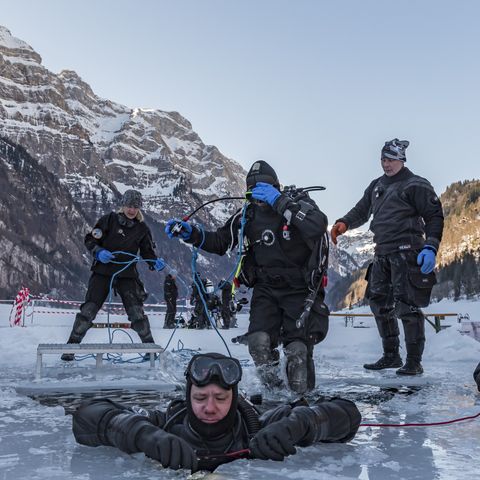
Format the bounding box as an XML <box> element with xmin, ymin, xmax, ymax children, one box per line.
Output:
<box><xmin>0</xmin><ymin>298</ymin><xmax>479</xmax><ymax>479</ymax></box>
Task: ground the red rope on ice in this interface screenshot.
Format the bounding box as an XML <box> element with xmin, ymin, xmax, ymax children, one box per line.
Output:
<box><xmin>361</xmin><ymin>411</ymin><xmax>480</xmax><ymax>428</ymax></box>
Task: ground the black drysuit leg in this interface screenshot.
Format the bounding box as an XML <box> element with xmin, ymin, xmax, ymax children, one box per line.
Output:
<box><xmin>66</xmin><ymin>273</ymin><xmax>110</xmax><ymax>344</ymax></box>
<box><xmin>164</xmin><ymin>299</ymin><xmax>177</xmax><ymax>328</ymax></box>
<box><xmin>116</xmin><ymin>278</ymin><xmax>155</xmax><ymax>343</ymax></box>
<box><xmin>369</xmin><ymin>252</ymin><xmax>427</xmax><ymax>362</ymax></box>
<box><xmin>368</xmin><ymin>256</ymin><xmax>401</xmax><ymax>355</ymax></box>
<box><xmin>248</xmin><ymin>283</ymin><xmax>315</xmax><ymax>393</ymax></box>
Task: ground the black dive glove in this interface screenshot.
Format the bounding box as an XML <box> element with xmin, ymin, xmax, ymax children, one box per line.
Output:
<box><xmin>137</xmin><ymin>428</ymin><xmax>198</xmax><ymax>471</ymax></box>
<box><xmin>249</xmin><ymin>416</ymin><xmax>304</xmax><ymax>461</ymax></box>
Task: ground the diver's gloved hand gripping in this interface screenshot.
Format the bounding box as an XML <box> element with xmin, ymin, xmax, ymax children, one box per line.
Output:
<box><xmin>249</xmin><ymin>412</ymin><xmax>306</xmax><ymax>461</ymax></box>
<box><xmin>165</xmin><ymin>219</ymin><xmax>193</xmax><ymax>240</ymax></box>
<box><xmin>136</xmin><ymin>424</ymin><xmax>198</xmax><ymax>471</ymax></box>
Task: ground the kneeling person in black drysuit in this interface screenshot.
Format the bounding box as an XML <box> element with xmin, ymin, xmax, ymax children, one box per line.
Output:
<box><xmin>165</xmin><ymin>160</ymin><xmax>330</xmax><ymax>394</ymax></box>
<box><xmin>61</xmin><ymin>190</ymin><xmax>165</xmax><ymax>361</ymax></box>
<box><xmin>474</xmin><ymin>362</ymin><xmax>480</xmax><ymax>392</ymax></box>
<box><xmin>72</xmin><ymin>353</ymin><xmax>361</xmax><ymax>472</ymax></box>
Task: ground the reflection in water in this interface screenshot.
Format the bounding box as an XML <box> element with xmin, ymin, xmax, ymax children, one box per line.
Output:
<box><xmin>360</xmin><ymin>406</ymin><xmax>436</xmax><ymax>479</ymax></box>
<box><xmin>27</xmin><ymin>388</ymin><xmax>181</xmax><ymax>414</ymax></box>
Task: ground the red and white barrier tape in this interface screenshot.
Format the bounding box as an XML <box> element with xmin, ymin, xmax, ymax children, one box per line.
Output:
<box><xmin>26</xmin><ymin>309</ymin><xmax>164</xmax><ymax>316</ymax></box>
<box><xmin>9</xmin><ymin>287</ymin><xmax>30</xmax><ymax>327</ymax></box>
<box><xmin>29</xmin><ymin>294</ymin><xmax>187</xmax><ymax>308</ymax></box>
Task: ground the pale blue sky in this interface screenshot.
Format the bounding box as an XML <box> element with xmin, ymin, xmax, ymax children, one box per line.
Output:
<box><xmin>1</xmin><ymin>0</ymin><xmax>479</xmax><ymax>222</ymax></box>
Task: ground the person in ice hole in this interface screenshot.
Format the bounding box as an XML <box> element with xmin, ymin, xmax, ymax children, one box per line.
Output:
<box><xmin>72</xmin><ymin>352</ymin><xmax>361</xmax><ymax>472</ymax></box>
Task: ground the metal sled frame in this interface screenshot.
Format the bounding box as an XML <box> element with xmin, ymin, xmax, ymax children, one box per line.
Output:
<box><xmin>36</xmin><ymin>343</ymin><xmax>163</xmax><ymax>379</ymax></box>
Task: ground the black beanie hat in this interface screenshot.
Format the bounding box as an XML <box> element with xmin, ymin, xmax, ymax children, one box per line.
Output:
<box><xmin>185</xmin><ymin>353</ymin><xmax>239</xmax><ymax>439</ymax></box>
<box><xmin>246</xmin><ymin>160</ymin><xmax>280</xmax><ymax>189</ymax></box>
<box><xmin>121</xmin><ymin>189</ymin><xmax>143</xmax><ymax>208</ymax></box>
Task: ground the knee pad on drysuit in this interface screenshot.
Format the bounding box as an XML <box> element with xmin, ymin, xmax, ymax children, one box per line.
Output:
<box><xmin>248</xmin><ymin>332</ymin><xmax>278</xmax><ymax>365</ymax></box>
<box><xmin>128</xmin><ymin>306</ymin><xmax>154</xmax><ymax>343</ymax></box>
<box><xmin>248</xmin><ymin>332</ymin><xmax>282</xmax><ymax>388</ymax></box>
<box><xmin>284</xmin><ymin>341</ymin><xmax>309</xmax><ymax>394</ymax></box>
<box><xmin>68</xmin><ymin>302</ymin><xmax>99</xmax><ymax>343</ymax></box>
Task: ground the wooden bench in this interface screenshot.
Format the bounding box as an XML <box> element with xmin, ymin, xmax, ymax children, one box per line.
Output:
<box><xmin>331</xmin><ymin>312</ymin><xmax>458</xmax><ymax>332</ymax></box>
<box><xmin>36</xmin><ymin>343</ymin><xmax>163</xmax><ymax>379</ymax></box>
<box><xmin>424</xmin><ymin>313</ymin><xmax>458</xmax><ymax>333</ymax></box>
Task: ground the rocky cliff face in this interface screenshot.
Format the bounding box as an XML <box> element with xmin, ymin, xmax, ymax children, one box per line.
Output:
<box><xmin>0</xmin><ymin>137</ymin><xmax>91</xmax><ymax>298</ymax></box>
<box><xmin>434</xmin><ymin>179</ymin><xmax>480</xmax><ymax>299</ymax></box>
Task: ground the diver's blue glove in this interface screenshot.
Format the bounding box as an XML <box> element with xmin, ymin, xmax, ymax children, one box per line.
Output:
<box><xmin>251</xmin><ymin>182</ymin><xmax>281</xmax><ymax>206</ymax></box>
<box><xmin>96</xmin><ymin>249</ymin><xmax>115</xmax><ymax>264</ymax></box>
<box><xmin>153</xmin><ymin>258</ymin><xmax>166</xmax><ymax>271</ymax></box>
<box><xmin>417</xmin><ymin>246</ymin><xmax>436</xmax><ymax>274</ymax></box>
<box><xmin>165</xmin><ymin>219</ymin><xmax>193</xmax><ymax>240</ymax></box>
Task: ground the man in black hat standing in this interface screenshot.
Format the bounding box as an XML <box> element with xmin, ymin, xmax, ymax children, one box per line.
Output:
<box><xmin>61</xmin><ymin>189</ymin><xmax>166</xmax><ymax>361</ymax></box>
<box><xmin>219</xmin><ymin>280</ymin><xmax>234</xmax><ymax>329</ymax></box>
<box><xmin>331</xmin><ymin>139</ymin><xmax>444</xmax><ymax>375</ymax></box>
<box><xmin>71</xmin><ymin>352</ymin><xmax>361</xmax><ymax>472</ymax></box>
<box><xmin>165</xmin><ymin>161</ymin><xmax>329</xmax><ymax>394</ymax></box>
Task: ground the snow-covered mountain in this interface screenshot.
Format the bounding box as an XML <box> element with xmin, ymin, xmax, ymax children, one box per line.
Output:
<box><xmin>326</xmin><ymin>229</ymin><xmax>374</xmax><ymax>309</ymax></box>
<box><xmin>329</xmin><ymin>228</ymin><xmax>374</xmax><ymax>277</ymax></box>
<box><xmin>0</xmin><ymin>26</ymin><xmax>245</xmax><ymax>299</ymax></box>
<box><xmin>0</xmin><ymin>26</ymin><xmax>245</xmax><ymax>225</ymax></box>
<box><xmin>1</xmin><ymin>25</ymin><xmax>478</xmax><ymax>305</ymax></box>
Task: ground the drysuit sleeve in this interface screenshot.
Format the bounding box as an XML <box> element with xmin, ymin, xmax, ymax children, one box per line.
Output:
<box><xmin>403</xmin><ymin>179</ymin><xmax>444</xmax><ymax>252</ymax></box>
<box><xmin>186</xmin><ymin>210</ymin><xmax>242</xmax><ymax>255</ymax></box>
<box><xmin>139</xmin><ymin>224</ymin><xmax>158</xmax><ymax>263</ymax></box>
<box><xmin>339</xmin><ymin>179</ymin><xmax>379</xmax><ymax>230</ymax></box>
<box><xmin>259</xmin><ymin>397</ymin><xmax>361</xmax><ymax>446</ymax></box>
<box><xmin>72</xmin><ymin>398</ymin><xmax>166</xmax><ymax>453</ymax></box>
<box><xmin>84</xmin><ymin>213</ymin><xmax>113</xmax><ymax>257</ymax></box>
<box><xmin>272</xmin><ymin>194</ymin><xmax>328</xmax><ymax>241</ymax></box>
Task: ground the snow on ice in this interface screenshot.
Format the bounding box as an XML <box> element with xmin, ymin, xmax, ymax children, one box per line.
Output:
<box><xmin>0</xmin><ymin>299</ymin><xmax>479</xmax><ymax>479</ymax></box>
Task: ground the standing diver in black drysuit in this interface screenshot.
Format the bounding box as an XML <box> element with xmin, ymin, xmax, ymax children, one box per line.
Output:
<box><xmin>331</xmin><ymin>139</ymin><xmax>444</xmax><ymax>375</ymax></box>
<box><xmin>219</xmin><ymin>279</ymin><xmax>234</xmax><ymax>328</ymax></box>
<box><xmin>61</xmin><ymin>190</ymin><xmax>165</xmax><ymax>361</ymax></box>
<box><xmin>189</xmin><ymin>278</ymin><xmax>219</xmax><ymax>329</ymax></box>
<box><xmin>71</xmin><ymin>352</ymin><xmax>361</xmax><ymax>472</ymax></box>
<box><xmin>163</xmin><ymin>273</ymin><xmax>178</xmax><ymax>328</ymax></box>
<box><xmin>165</xmin><ymin>161</ymin><xmax>329</xmax><ymax>394</ymax></box>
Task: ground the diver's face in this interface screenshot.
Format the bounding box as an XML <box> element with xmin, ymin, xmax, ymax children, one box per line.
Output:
<box><xmin>123</xmin><ymin>206</ymin><xmax>139</xmax><ymax>219</ymax></box>
<box><xmin>381</xmin><ymin>157</ymin><xmax>404</xmax><ymax>177</ymax></box>
<box><xmin>190</xmin><ymin>384</ymin><xmax>233</xmax><ymax>423</ymax></box>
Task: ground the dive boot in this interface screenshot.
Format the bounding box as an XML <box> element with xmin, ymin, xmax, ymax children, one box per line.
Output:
<box><xmin>363</xmin><ymin>352</ymin><xmax>403</xmax><ymax>370</ymax></box>
<box><xmin>396</xmin><ymin>358</ymin><xmax>423</xmax><ymax>376</ymax></box>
